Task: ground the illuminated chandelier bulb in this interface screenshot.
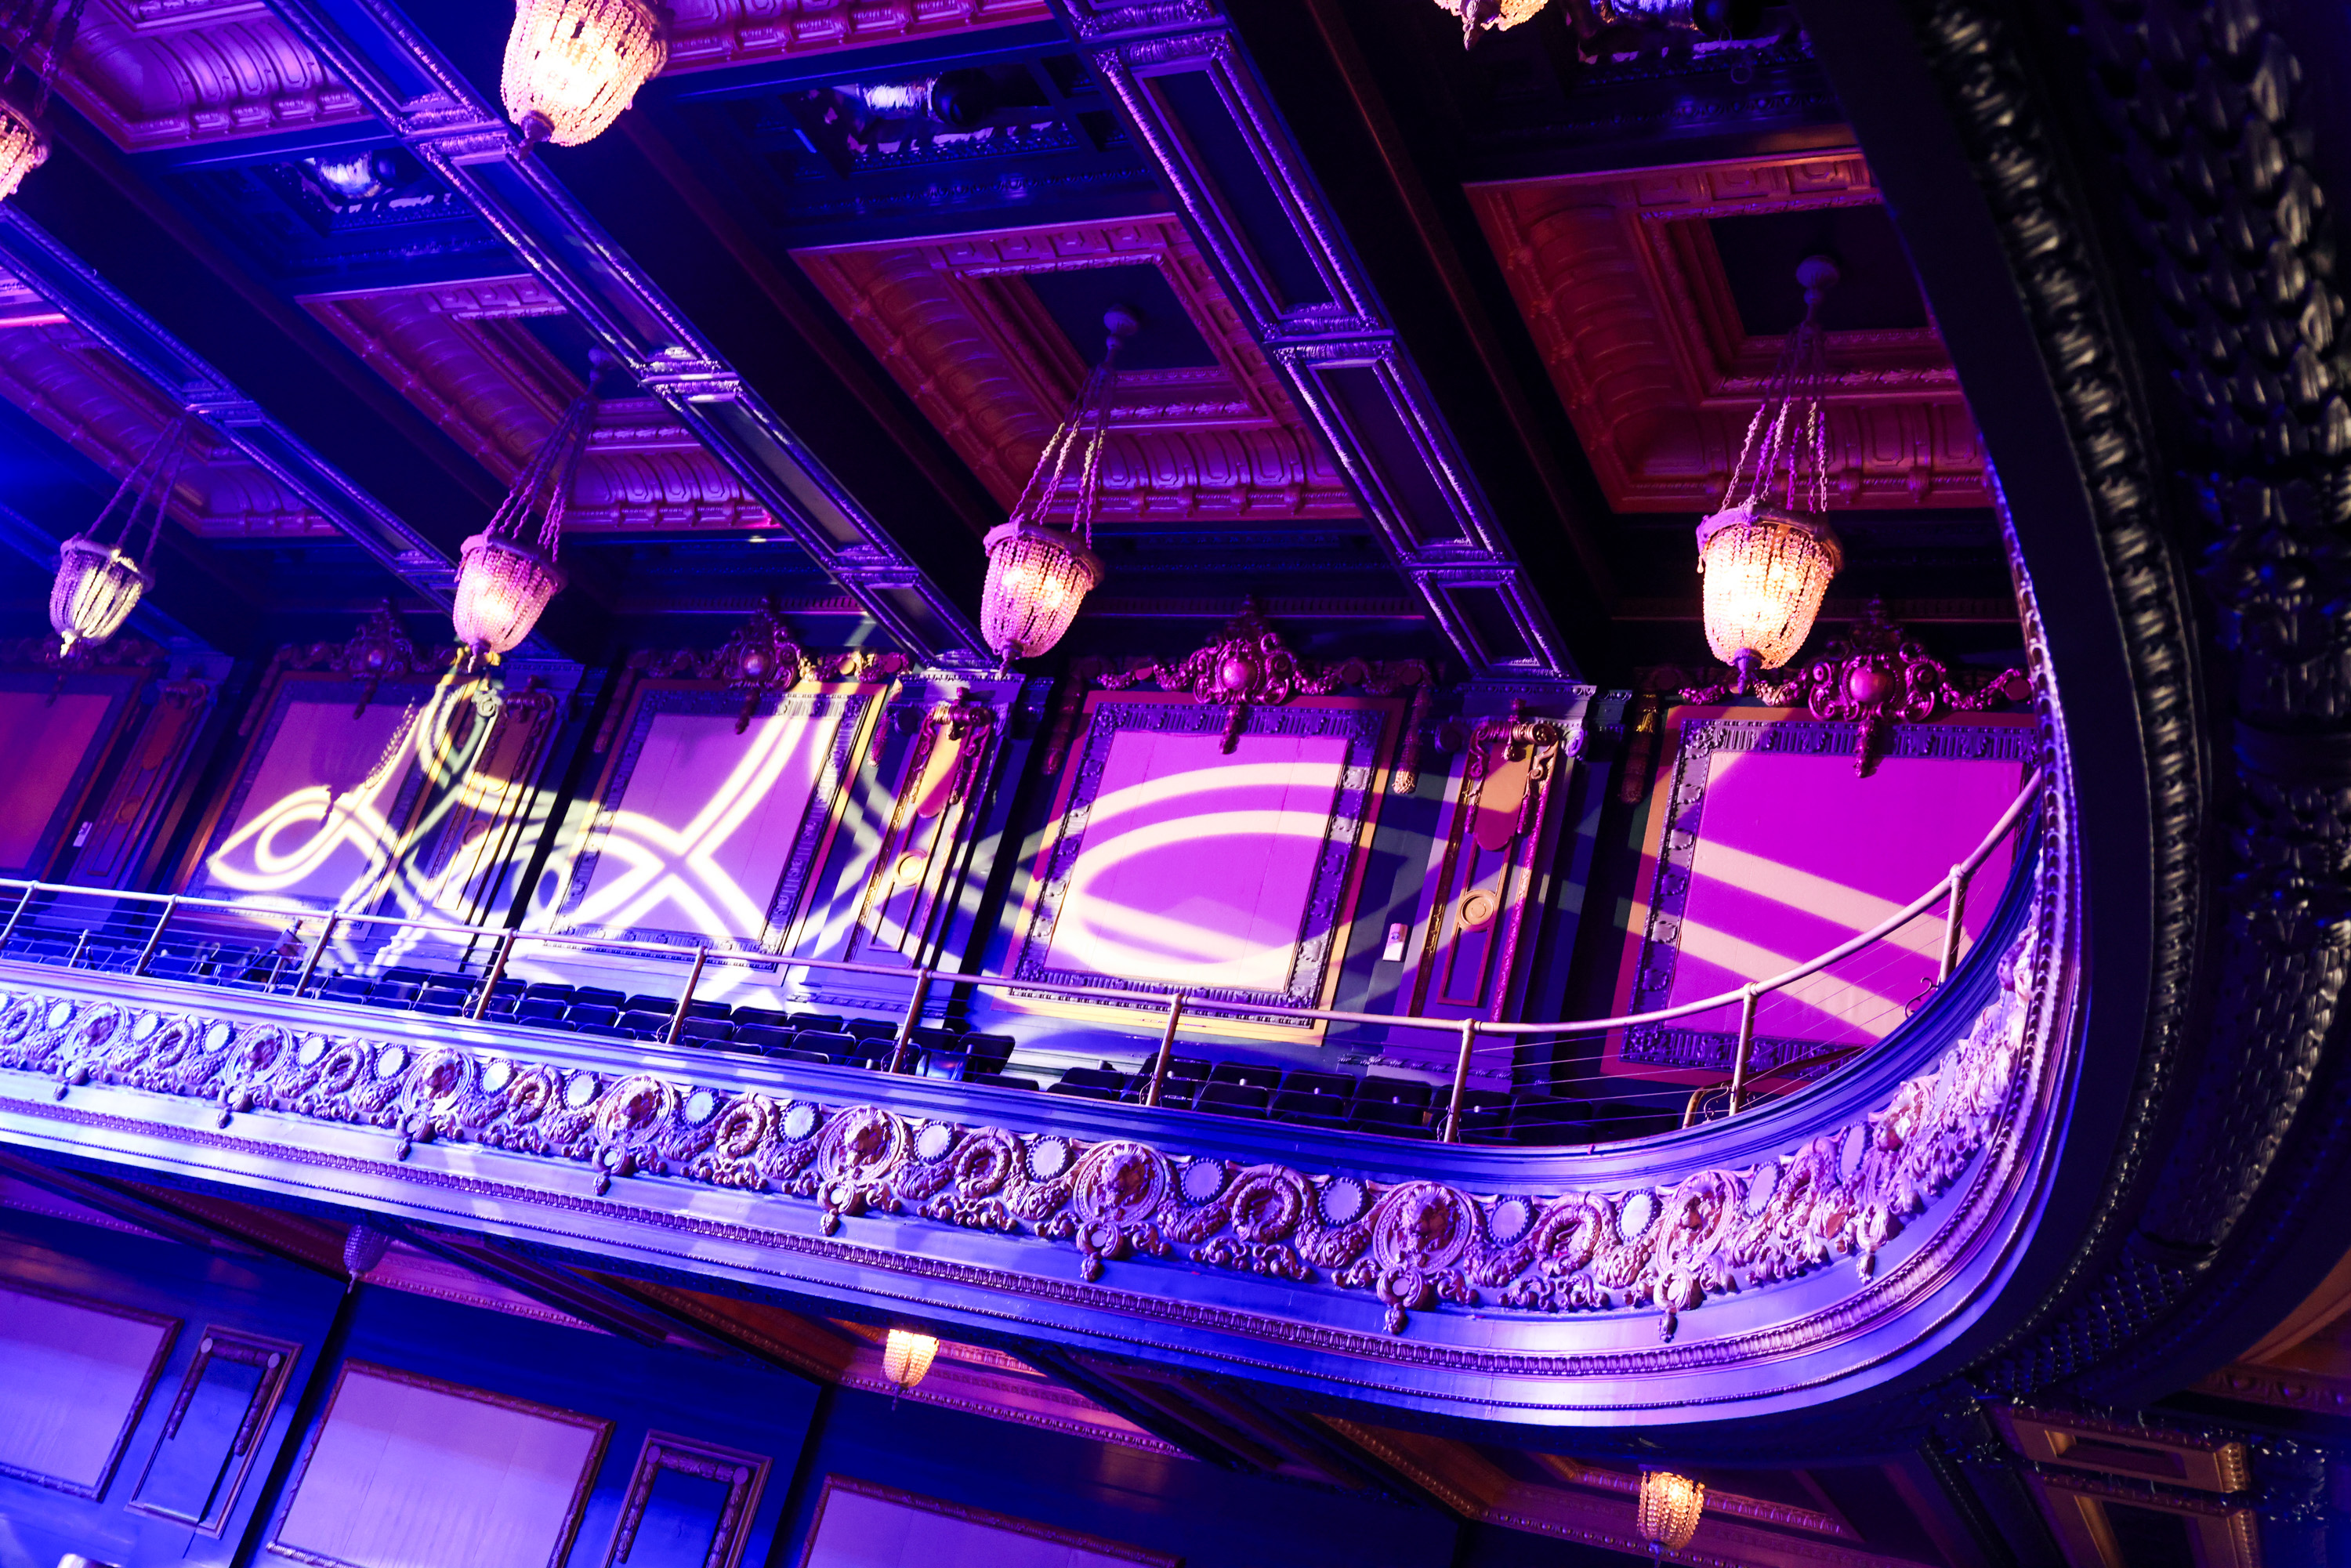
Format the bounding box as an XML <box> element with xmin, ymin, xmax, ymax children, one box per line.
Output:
<box><xmin>1698</xmin><ymin>253</ymin><xmax>1845</xmax><ymax>690</ymax></box>
<box><xmin>453</xmin><ymin>372</ymin><xmax>601</xmax><ymax>663</ymax></box>
<box><xmin>1636</xmin><ymin>1469</ymin><xmax>1705</xmax><ymax>1555</ymax></box>
<box><xmin>502</xmin><ymin>0</ymin><xmax>668</xmax><ymax>148</ymax></box>
<box><xmin>979</xmin><ymin>305</ymin><xmax>1136</xmax><ymax>664</ymax></box>
<box><xmin>881</xmin><ymin>1328</ymin><xmax>939</xmax><ymax>1394</ymax></box>
<box><xmin>0</xmin><ymin>104</ymin><xmax>46</xmax><ymax>206</ymax></box>
<box><xmin>51</xmin><ymin>415</ymin><xmax>195</xmax><ymax>655</ymax></box>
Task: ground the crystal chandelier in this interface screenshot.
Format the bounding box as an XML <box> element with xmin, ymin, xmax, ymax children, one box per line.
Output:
<box><xmin>881</xmin><ymin>1329</ymin><xmax>938</xmax><ymax>1395</ymax></box>
<box><xmin>980</xmin><ymin>306</ymin><xmax>1136</xmax><ymax>664</ymax></box>
<box><xmin>1636</xmin><ymin>1469</ymin><xmax>1705</xmax><ymax>1556</ymax></box>
<box><xmin>0</xmin><ymin>0</ymin><xmax>91</xmax><ymax>205</ymax></box>
<box><xmin>50</xmin><ymin>413</ymin><xmax>194</xmax><ymax>654</ymax></box>
<box><xmin>502</xmin><ymin>0</ymin><xmax>667</xmax><ymax>148</ymax></box>
<box><xmin>451</xmin><ymin>374</ymin><xmax>602</xmax><ymax>664</ymax></box>
<box><xmin>1697</xmin><ymin>254</ymin><xmax>1845</xmax><ymax>692</ymax></box>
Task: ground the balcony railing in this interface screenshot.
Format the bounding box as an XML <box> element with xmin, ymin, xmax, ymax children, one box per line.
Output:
<box><xmin>0</xmin><ymin>770</ymin><xmax>2041</xmax><ymax>1147</ymax></box>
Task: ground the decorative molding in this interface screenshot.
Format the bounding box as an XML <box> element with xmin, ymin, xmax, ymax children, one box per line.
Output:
<box><xmin>31</xmin><ymin>0</ymin><xmax>366</xmax><ymax>151</ymax></box>
<box><xmin>592</xmin><ymin>605</ymin><xmax>908</xmax><ymax>748</ymax></box>
<box><xmin>125</xmin><ymin>1326</ymin><xmax>300</xmax><ymax>1535</ymax></box>
<box><xmin>1046</xmin><ymin>603</ymin><xmax>1433</xmax><ymax>785</ymax></box>
<box><xmin>1467</xmin><ymin>150</ymin><xmax>1987</xmax><ymax>512</ymax></box>
<box><xmin>798</xmin><ymin>1476</ymin><xmax>1181</xmax><ymax>1568</ymax></box>
<box><xmin>0</xmin><ymin>896</ymin><xmax>2045</xmax><ymax>1349</ymax></box>
<box><xmin>606</xmin><ymin>1432</ymin><xmax>769</xmax><ymax>1568</ymax></box>
<box><xmin>1674</xmin><ymin>601</ymin><xmax>2030</xmax><ymax>774</ymax></box>
<box><xmin>2191</xmin><ymin>1361</ymin><xmax>2351</xmax><ymax>1419</ymax></box>
<box><xmin>303</xmin><ymin>279</ymin><xmax>772</xmax><ymax>534</ymax></box>
<box><xmin>663</xmin><ymin>0</ymin><xmax>1054</xmax><ymax>74</ymax></box>
<box><xmin>0</xmin><ymin>313</ymin><xmax>332</xmax><ymax>538</ymax></box>
<box><xmin>795</xmin><ymin>216</ymin><xmax>1360</xmax><ymax>527</ymax></box>
<box><xmin>242</xmin><ymin>602</ymin><xmax>452</xmax><ymax>732</ymax></box>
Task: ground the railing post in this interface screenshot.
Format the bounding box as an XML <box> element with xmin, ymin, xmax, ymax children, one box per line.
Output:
<box><xmin>888</xmin><ymin>969</ymin><xmax>933</xmax><ymax>1074</ymax></box>
<box><xmin>1936</xmin><ymin>865</ymin><xmax>1970</xmax><ymax>983</ymax></box>
<box><xmin>1726</xmin><ymin>985</ymin><xmax>1760</xmax><ymax>1114</ymax></box>
<box><xmin>469</xmin><ymin>929</ymin><xmax>518</xmax><ymax>1021</ymax></box>
<box><xmin>0</xmin><ymin>883</ymin><xmax>32</xmax><ymax>953</ymax></box>
<box><xmin>665</xmin><ymin>946</ymin><xmax>708</xmax><ymax>1046</ymax></box>
<box><xmin>130</xmin><ymin>896</ymin><xmax>178</xmax><ymax>978</ymax></box>
<box><xmin>1143</xmin><ymin>993</ymin><xmax>1187</xmax><ymax>1107</ymax></box>
<box><xmin>292</xmin><ymin>914</ymin><xmax>339</xmax><ymax>998</ymax></box>
<box><xmin>1442</xmin><ymin>1019</ymin><xmax>1477</xmax><ymax>1143</ymax></box>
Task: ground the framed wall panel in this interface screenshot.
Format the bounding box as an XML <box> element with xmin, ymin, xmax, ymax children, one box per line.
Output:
<box><xmin>603</xmin><ymin>1432</ymin><xmax>770</xmax><ymax>1568</ymax></box>
<box><xmin>548</xmin><ymin>678</ymin><xmax>888</xmax><ymax>951</ymax></box>
<box><xmin>269</xmin><ymin>1361</ymin><xmax>610</xmax><ymax>1568</ymax></box>
<box><xmin>797</xmin><ymin>1476</ymin><xmax>1179</xmax><ymax>1568</ymax></box>
<box><xmin>1607</xmin><ymin>708</ymin><xmax>2038</xmax><ymax>1081</ymax></box>
<box><xmin>834</xmin><ymin>687</ymin><xmax>1005</xmax><ymax>971</ymax></box>
<box><xmin>128</xmin><ymin>1328</ymin><xmax>300</xmax><ymax>1535</ymax></box>
<box><xmin>0</xmin><ymin>1278</ymin><xmax>179</xmax><ymax>1499</ymax></box>
<box><xmin>1005</xmin><ymin>691</ymin><xmax>1400</xmax><ymax>1039</ymax></box>
<box><xmin>0</xmin><ymin>638</ymin><xmax>179</xmax><ymax>882</ymax></box>
<box><xmin>1408</xmin><ymin>706</ymin><xmax>1581</xmax><ymax>1022</ymax></box>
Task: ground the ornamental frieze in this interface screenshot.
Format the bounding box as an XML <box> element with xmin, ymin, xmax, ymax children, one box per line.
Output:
<box><xmin>0</xmin><ymin>916</ymin><xmax>2041</xmax><ymax>1345</ymax></box>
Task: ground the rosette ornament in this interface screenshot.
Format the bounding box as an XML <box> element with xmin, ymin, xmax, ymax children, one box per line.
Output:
<box><xmin>979</xmin><ymin>306</ymin><xmax>1138</xmax><ymax>664</ymax></box>
<box><xmin>50</xmin><ymin>414</ymin><xmax>194</xmax><ymax>654</ymax></box>
<box><xmin>502</xmin><ymin>0</ymin><xmax>668</xmax><ymax>148</ymax></box>
<box><xmin>451</xmin><ymin>367</ymin><xmax>604</xmax><ymax>664</ymax></box>
<box><xmin>1697</xmin><ymin>254</ymin><xmax>1846</xmax><ymax>691</ymax></box>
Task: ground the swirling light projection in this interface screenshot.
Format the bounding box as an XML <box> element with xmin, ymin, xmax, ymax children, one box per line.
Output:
<box><xmin>1041</xmin><ymin>733</ymin><xmax>1350</xmax><ymax>994</ymax></box>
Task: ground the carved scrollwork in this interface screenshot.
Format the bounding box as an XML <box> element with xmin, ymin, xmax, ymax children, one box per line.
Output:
<box><xmin>0</xmin><ymin>902</ymin><xmax>2041</xmax><ymax>1343</ymax></box>
<box><xmin>594</xmin><ymin>603</ymin><xmax>911</xmax><ymax>751</ymax></box>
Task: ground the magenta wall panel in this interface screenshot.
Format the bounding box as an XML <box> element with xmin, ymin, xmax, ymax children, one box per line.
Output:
<box><xmin>550</xmin><ymin>685</ymin><xmax>878</xmax><ymax>950</ymax></box>
<box><xmin>1007</xmin><ymin>693</ymin><xmax>1396</xmax><ymax>1033</ymax></box>
<box><xmin>0</xmin><ymin>690</ymin><xmax>112</xmax><ymax>869</ymax></box>
<box><xmin>1610</xmin><ymin>709</ymin><xmax>2039</xmax><ymax>1080</ymax></box>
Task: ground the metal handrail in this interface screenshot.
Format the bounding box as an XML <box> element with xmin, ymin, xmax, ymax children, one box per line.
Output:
<box><xmin>0</xmin><ymin>769</ymin><xmax>2043</xmax><ymax>1143</ymax></box>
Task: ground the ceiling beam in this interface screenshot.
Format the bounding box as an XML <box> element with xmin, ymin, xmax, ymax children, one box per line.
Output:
<box><xmin>269</xmin><ymin>0</ymin><xmax>991</xmax><ymax>666</ymax></box>
<box><xmin>1051</xmin><ymin>0</ymin><xmax>1590</xmax><ymax>677</ymax></box>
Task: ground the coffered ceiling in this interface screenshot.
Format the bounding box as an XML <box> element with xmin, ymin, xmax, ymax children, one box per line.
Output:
<box><xmin>0</xmin><ymin>0</ymin><xmax>2018</xmax><ymax>679</ymax></box>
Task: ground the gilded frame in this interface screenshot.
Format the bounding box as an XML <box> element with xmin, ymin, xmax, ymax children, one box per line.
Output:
<box><xmin>125</xmin><ymin>1326</ymin><xmax>301</xmax><ymax>1535</ymax></box>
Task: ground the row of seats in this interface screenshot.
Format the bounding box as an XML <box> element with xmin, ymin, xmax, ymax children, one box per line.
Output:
<box><xmin>4</xmin><ymin>925</ymin><xmax>1654</xmax><ymax>1143</ymax></box>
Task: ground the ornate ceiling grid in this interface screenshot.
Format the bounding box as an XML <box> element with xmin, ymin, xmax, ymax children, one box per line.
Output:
<box><xmin>795</xmin><ymin>215</ymin><xmax>1361</xmax><ymax>527</ymax></box>
<box><xmin>0</xmin><ymin>312</ymin><xmax>331</xmax><ymax>539</ymax></box>
<box><xmin>662</xmin><ymin>0</ymin><xmax>1055</xmax><ymax>74</ymax></box>
<box><xmin>302</xmin><ymin>277</ymin><xmax>775</xmax><ymax>534</ymax></box>
<box><xmin>41</xmin><ymin>0</ymin><xmax>364</xmax><ymax>150</ymax></box>
<box><xmin>1469</xmin><ymin>150</ymin><xmax>1989</xmax><ymax>513</ymax></box>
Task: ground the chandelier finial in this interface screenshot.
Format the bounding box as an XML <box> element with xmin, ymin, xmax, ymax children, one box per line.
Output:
<box><xmin>1696</xmin><ymin>253</ymin><xmax>1846</xmax><ymax>691</ymax></box>
<box><xmin>978</xmin><ymin>304</ymin><xmax>1140</xmax><ymax>666</ymax></box>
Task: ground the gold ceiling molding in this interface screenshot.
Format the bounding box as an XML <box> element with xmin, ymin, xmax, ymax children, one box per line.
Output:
<box><xmin>795</xmin><ymin>215</ymin><xmax>1361</xmax><ymax>527</ymax></box>
<box><xmin>42</xmin><ymin>0</ymin><xmax>366</xmax><ymax>150</ymax></box>
<box><xmin>1468</xmin><ymin>149</ymin><xmax>1987</xmax><ymax>514</ymax></box>
<box><xmin>662</xmin><ymin>0</ymin><xmax>1053</xmax><ymax>74</ymax></box>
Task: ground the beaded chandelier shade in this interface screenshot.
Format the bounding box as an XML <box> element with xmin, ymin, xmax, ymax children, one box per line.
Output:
<box><xmin>1636</xmin><ymin>1469</ymin><xmax>1705</xmax><ymax>1555</ymax></box>
<box><xmin>881</xmin><ymin>1329</ymin><xmax>939</xmax><ymax>1393</ymax></box>
<box><xmin>1697</xmin><ymin>254</ymin><xmax>1845</xmax><ymax>690</ymax></box>
<box><xmin>50</xmin><ymin>414</ymin><xmax>194</xmax><ymax>654</ymax></box>
<box><xmin>0</xmin><ymin>0</ymin><xmax>90</xmax><ymax>206</ymax></box>
<box><xmin>502</xmin><ymin>0</ymin><xmax>667</xmax><ymax>148</ymax></box>
<box><xmin>451</xmin><ymin>381</ymin><xmax>599</xmax><ymax>663</ymax></box>
<box><xmin>979</xmin><ymin>306</ymin><xmax>1136</xmax><ymax>664</ymax></box>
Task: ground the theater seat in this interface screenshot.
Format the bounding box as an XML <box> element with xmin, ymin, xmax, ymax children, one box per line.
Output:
<box><xmin>1197</xmin><ymin>1081</ymin><xmax>1270</xmax><ymax>1117</ymax></box>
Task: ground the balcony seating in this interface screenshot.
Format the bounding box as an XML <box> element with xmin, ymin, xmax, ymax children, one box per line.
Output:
<box><xmin>792</xmin><ymin>1012</ymin><xmax>846</xmax><ymax>1034</ymax></box>
<box><xmin>735</xmin><ymin>1024</ymin><xmax>793</xmax><ymax>1054</ymax></box>
<box><xmin>679</xmin><ymin>1018</ymin><xmax>734</xmax><ymax>1045</ymax></box>
<box><xmin>571</xmin><ymin>987</ymin><xmax>626</xmax><ymax>1009</ymax></box>
<box><xmin>1454</xmin><ymin>1091</ymin><xmax>1513</xmax><ymax>1143</ymax></box>
<box><xmin>794</xmin><ymin>1030</ymin><xmax>857</xmax><ymax>1063</ymax></box>
<box><xmin>515</xmin><ymin>997</ymin><xmax>570</xmax><ymax>1027</ymax></box>
<box><xmin>732</xmin><ymin>1006</ymin><xmax>793</xmax><ymax>1030</ymax></box>
<box><xmin>1348</xmin><ymin>1097</ymin><xmax>1431</xmax><ymax>1138</ymax></box>
<box><xmin>1048</xmin><ymin>1081</ymin><xmax>1122</xmax><ymax>1102</ymax></box>
<box><xmin>567</xmin><ymin>1004</ymin><xmax>622</xmax><ymax>1037</ymax></box>
<box><xmin>969</xmin><ymin>1072</ymin><xmax>1039</xmax><ymax>1090</ymax></box>
<box><xmin>1197</xmin><ymin>1081</ymin><xmax>1271</xmax><ymax>1117</ymax></box>
<box><xmin>371</xmin><ymin>981</ymin><xmax>419</xmax><ymax>1007</ymax></box>
<box><xmin>959</xmin><ymin>1034</ymin><xmax>1016</xmax><ymax>1076</ymax></box>
<box><xmin>415</xmin><ymin>985</ymin><xmax>471</xmax><ymax>1016</ymax></box>
<box><xmin>617</xmin><ymin>1009</ymin><xmax>672</xmax><ymax>1040</ymax></box>
<box><xmin>320</xmin><ymin>976</ymin><xmax>373</xmax><ymax>1005</ymax></box>
<box><xmin>844</xmin><ymin>1018</ymin><xmax>897</xmax><ymax>1040</ymax></box>
<box><xmin>1509</xmin><ymin>1097</ymin><xmax>1592</xmax><ymax>1146</ymax></box>
<box><xmin>1208</xmin><ymin>1062</ymin><xmax>1282</xmax><ymax>1092</ymax></box>
<box><xmin>777</xmin><ymin>1048</ymin><xmax>833</xmax><ymax>1065</ymax></box>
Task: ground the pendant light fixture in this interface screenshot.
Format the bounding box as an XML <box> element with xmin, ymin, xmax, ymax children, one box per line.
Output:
<box><xmin>1635</xmin><ymin>1469</ymin><xmax>1705</xmax><ymax>1557</ymax></box>
<box><xmin>49</xmin><ymin>412</ymin><xmax>193</xmax><ymax>655</ymax></box>
<box><xmin>0</xmin><ymin>0</ymin><xmax>90</xmax><ymax>205</ymax></box>
<box><xmin>1696</xmin><ymin>254</ymin><xmax>1845</xmax><ymax>692</ymax></box>
<box><xmin>881</xmin><ymin>1329</ymin><xmax>939</xmax><ymax>1396</ymax></box>
<box><xmin>502</xmin><ymin>0</ymin><xmax>668</xmax><ymax>148</ymax></box>
<box><xmin>979</xmin><ymin>305</ymin><xmax>1136</xmax><ymax>665</ymax></box>
<box><xmin>451</xmin><ymin>364</ymin><xmax>604</xmax><ymax>664</ymax></box>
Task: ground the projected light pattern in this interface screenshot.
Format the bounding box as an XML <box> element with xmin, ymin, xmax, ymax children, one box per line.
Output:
<box><xmin>545</xmin><ymin>692</ymin><xmax>861</xmax><ymax>950</ymax></box>
<box><xmin>1650</xmin><ymin>748</ymin><xmax>2019</xmax><ymax>1063</ymax></box>
<box><xmin>1032</xmin><ymin>726</ymin><xmax>1364</xmax><ymax>1001</ymax></box>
